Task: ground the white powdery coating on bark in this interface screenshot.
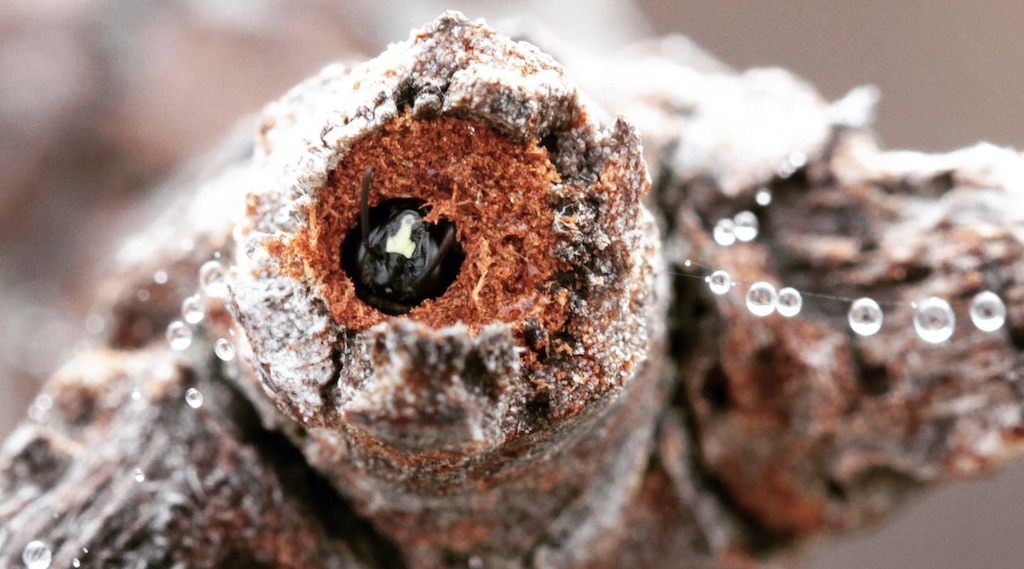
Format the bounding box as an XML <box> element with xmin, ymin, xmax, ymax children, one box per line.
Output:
<box><xmin>625</xmin><ymin>64</ymin><xmax>832</xmax><ymax>196</ymax></box>
<box><xmin>243</xmin><ymin>11</ymin><xmax>578</xmax><ymax>237</ymax></box>
<box><xmin>230</xmin><ymin>271</ymin><xmax>335</xmax><ymax>423</ymax></box>
<box><xmin>561</xmin><ymin>36</ymin><xmax>856</xmax><ymax>197</ymax></box>
<box><xmin>229</xmin><ymin>11</ymin><xmax>658</xmax><ymax>432</ymax></box>
<box><xmin>836</xmin><ymin>136</ymin><xmax>1024</xmax><ymax>193</ymax></box>
<box><xmin>224</xmin><ymin>22</ymin><xmax>664</xmax><ymax>562</ymax></box>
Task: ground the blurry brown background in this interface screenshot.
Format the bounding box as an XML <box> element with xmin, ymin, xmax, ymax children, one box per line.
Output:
<box><xmin>1</xmin><ymin>1</ymin><xmax>1021</xmax><ymax>568</ymax></box>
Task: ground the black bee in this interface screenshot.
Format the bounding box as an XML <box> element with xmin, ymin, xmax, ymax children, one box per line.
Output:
<box><xmin>341</xmin><ymin>168</ymin><xmax>463</xmax><ymax>315</ymax></box>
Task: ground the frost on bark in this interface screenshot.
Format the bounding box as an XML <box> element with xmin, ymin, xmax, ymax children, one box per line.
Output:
<box><xmin>2</xmin><ymin>11</ymin><xmax>1024</xmax><ymax>569</ymax></box>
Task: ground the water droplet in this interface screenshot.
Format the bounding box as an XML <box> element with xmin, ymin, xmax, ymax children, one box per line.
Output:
<box><xmin>913</xmin><ymin>297</ymin><xmax>955</xmax><ymax>343</ymax></box>
<box><xmin>136</xmin><ymin>289</ymin><xmax>151</xmax><ymax>302</ymax></box>
<box><xmin>153</xmin><ymin>270</ymin><xmax>168</xmax><ymax>285</ymax></box>
<box><xmin>181</xmin><ymin>293</ymin><xmax>204</xmax><ymax>325</ymax></box>
<box><xmin>732</xmin><ymin>211</ymin><xmax>759</xmax><ymax>242</ymax></box>
<box><xmin>778</xmin><ymin>151</ymin><xmax>808</xmax><ymax>178</ymax></box>
<box><xmin>35</xmin><ymin>394</ymin><xmax>52</xmax><ymax>411</ymax></box>
<box><xmin>712</xmin><ymin>218</ymin><xmax>736</xmax><ymax>246</ymax></box>
<box><xmin>84</xmin><ymin>314</ymin><xmax>105</xmax><ymax>335</ymax></box>
<box><xmin>22</xmin><ymin>540</ymin><xmax>52</xmax><ymax>569</ymax></box>
<box><xmin>746</xmin><ymin>282</ymin><xmax>777</xmax><ymax>317</ymax></box>
<box><xmin>755</xmin><ymin>187</ymin><xmax>772</xmax><ymax>206</ymax></box>
<box><xmin>166</xmin><ymin>321</ymin><xmax>192</xmax><ymax>351</ymax></box>
<box><xmin>133</xmin><ymin>468</ymin><xmax>145</xmax><ymax>483</ymax></box>
<box><xmin>848</xmin><ymin>298</ymin><xmax>883</xmax><ymax>336</ymax></box>
<box><xmin>131</xmin><ymin>389</ymin><xmax>142</xmax><ymax>401</ymax></box>
<box><xmin>27</xmin><ymin>394</ymin><xmax>52</xmax><ymax>422</ymax></box>
<box><xmin>777</xmin><ymin>287</ymin><xmax>802</xmax><ymax>317</ymax></box>
<box><xmin>214</xmin><ymin>338</ymin><xmax>235</xmax><ymax>362</ymax></box>
<box><xmin>199</xmin><ymin>260</ymin><xmax>228</xmax><ymax>298</ymax></box>
<box><xmin>683</xmin><ymin>259</ymin><xmax>692</xmax><ymax>268</ymax></box>
<box><xmin>970</xmin><ymin>290</ymin><xmax>1006</xmax><ymax>332</ymax></box>
<box><xmin>185</xmin><ymin>388</ymin><xmax>204</xmax><ymax>409</ymax></box>
<box><xmin>706</xmin><ymin>270</ymin><xmax>732</xmax><ymax>295</ymax></box>
<box><xmin>72</xmin><ymin>559</ymin><xmax>81</xmax><ymax>568</ymax></box>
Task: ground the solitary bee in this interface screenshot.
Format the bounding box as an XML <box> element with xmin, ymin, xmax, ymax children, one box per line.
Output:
<box><xmin>341</xmin><ymin>168</ymin><xmax>463</xmax><ymax>314</ymax></box>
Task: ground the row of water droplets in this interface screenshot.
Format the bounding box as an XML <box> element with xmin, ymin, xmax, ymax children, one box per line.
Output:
<box><xmin>73</xmin><ymin>261</ymin><xmax>228</xmax><ymax>560</ymax></box>
<box><xmin>694</xmin><ymin>180</ymin><xmax>1008</xmax><ymax>344</ymax></box>
<box><xmin>166</xmin><ymin>256</ymin><xmax>236</xmax><ymax>417</ymax></box>
<box><xmin>165</xmin><ymin>257</ymin><xmax>236</xmax><ymax>364</ymax></box>
<box><xmin>23</xmin><ymin>261</ymin><xmax>236</xmax><ymax>567</ymax></box>
<box><xmin>18</xmin><ymin>261</ymin><xmax>228</xmax><ymax>566</ymax></box>
<box><xmin>17</xmin><ymin>260</ymin><xmax>242</xmax><ymax>567</ymax></box>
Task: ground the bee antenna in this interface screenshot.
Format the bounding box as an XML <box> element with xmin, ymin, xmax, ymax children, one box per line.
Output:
<box><xmin>360</xmin><ymin>167</ymin><xmax>374</xmax><ymax>247</ymax></box>
<box><xmin>415</xmin><ymin>224</ymin><xmax>456</xmax><ymax>288</ymax></box>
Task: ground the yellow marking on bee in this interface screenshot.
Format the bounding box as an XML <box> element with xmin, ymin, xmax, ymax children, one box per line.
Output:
<box><xmin>385</xmin><ymin>214</ymin><xmax>418</xmax><ymax>258</ymax></box>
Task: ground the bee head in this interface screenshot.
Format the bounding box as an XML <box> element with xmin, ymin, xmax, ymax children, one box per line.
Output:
<box><xmin>341</xmin><ymin>168</ymin><xmax>463</xmax><ymax>314</ymax></box>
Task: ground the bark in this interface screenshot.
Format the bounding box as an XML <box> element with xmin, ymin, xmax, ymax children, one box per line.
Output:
<box><xmin>0</xmin><ymin>349</ymin><xmax>377</xmax><ymax>568</ymax></box>
<box><xmin>2</xmin><ymin>10</ymin><xmax>1024</xmax><ymax>569</ymax></box>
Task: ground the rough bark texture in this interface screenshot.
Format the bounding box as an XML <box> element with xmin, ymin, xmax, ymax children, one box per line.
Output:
<box><xmin>228</xmin><ymin>15</ymin><xmax>665</xmax><ymax>568</ymax></box>
<box><xmin>0</xmin><ymin>349</ymin><xmax>374</xmax><ymax>569</ymax></box>
<box><xmin>3</xmin><ymin>10</ymin><xmax>1024</xmax><ymax>569</ymax></box>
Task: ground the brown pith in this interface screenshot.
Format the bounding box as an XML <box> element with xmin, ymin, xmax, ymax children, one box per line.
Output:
<box><xmin>275</xmin><ymin>112</ymin><xmax>570</xmax><ymax>334</ymax></box>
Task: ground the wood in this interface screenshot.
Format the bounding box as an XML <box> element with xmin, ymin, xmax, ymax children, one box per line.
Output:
<box><xmin>3</xmin><ymin>11</ymin><xmax>1024</xmax><ymax>569</ymax></box>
